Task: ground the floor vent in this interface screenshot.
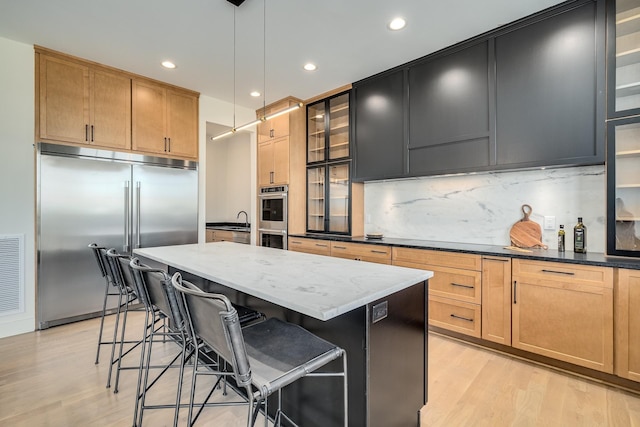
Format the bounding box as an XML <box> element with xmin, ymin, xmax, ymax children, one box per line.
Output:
<box><xmin>0</xmin><ymin>234</ymin><xmax>24</xmax><ymax>316</ymax></box>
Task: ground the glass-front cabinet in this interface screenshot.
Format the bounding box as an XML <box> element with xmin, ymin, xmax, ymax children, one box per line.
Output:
<box><xmin>607</xmin><ymin>0</ymin><xmax>640</xmax><ymax>257</ymax></box>
<box><xmin>306</xmin><ymin>92</ymin><xmax>350</xmax><ymax>163</ymax></box>
<box><xmin>607</xmin><ymin>118</ymin><xmax>640</xmax><ymax>255</ymax></box>
<box><xmin>306</xmin><ymin>91</ymin><xmax>352</xmax><ymax>234</ymax></box>
<box><xmin>608</xmin><ymin>0</ymin><xmax>640</xmax><ymax>118</ymax></box>
<box><xmin>307</xmin><ymin>163</ymin><xmax>350</xmax><ymax>233</ymax></box>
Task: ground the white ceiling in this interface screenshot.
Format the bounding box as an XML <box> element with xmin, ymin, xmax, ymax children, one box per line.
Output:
<box><xmin>0</xmin><ymin>0</ymin><xmax>565</xmax><ymax>111</ymax></box>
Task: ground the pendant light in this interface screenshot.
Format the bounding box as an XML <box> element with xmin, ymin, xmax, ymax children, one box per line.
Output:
<box><xmin>211</xmin><ymin>0</ymin><xmax>301</xmax><ymax>141</ymax></box>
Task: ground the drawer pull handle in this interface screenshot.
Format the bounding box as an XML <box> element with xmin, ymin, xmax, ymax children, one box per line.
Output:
<box><xmin>371</xmin><ymin>250</ymin><xmax>388</xmax><ymax>254</ymax></box>
<box><xmin>333</xmin><ymin>245</ymin><xmax>346</xmax><ymax>249</ymax></box>
<box><xmin>541</xmin><ymin>269</ymin><xmax>575</xmax><ymax>276</ymax></box>
<box><xmin>316</xmin><ymin>243</ymin><xmax>328</xmax><ymax>247</ymax></box>
<box><xmin>451</xmin><ymin>282</ymin><xmax>474</xmax><ymax>289</ymax></box>
<box><xmin>450</xmin><ymin>314</ymin><xmax>474</xmax><ymax>322</ymax></box>
<box><xmin>483</xmin><ymin>257</ymin><xmax>509</xmax><ymax>262</ymax></box>
<box><xmin>290</xmin><ymin>241</ymin><xmax>301</xmax><ymax>245</ymax></box>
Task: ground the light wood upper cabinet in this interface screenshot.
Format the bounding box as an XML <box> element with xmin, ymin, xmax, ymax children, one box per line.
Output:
<box><xmin>512</xmin><ymin>259</ymin><xmax>614</xmax><ymax>373</ymax></box>
<box><xmin>166</xmin><ymin>90</ymin><xmax>198</xmax><ymax>158</ymax></box>
<box><xmin>132</xmin><ymin>79</ymin><xmax>198</xmax><ymax>159</ymax></box>
<box><xmin>37</xmin><ymin>51</ymin><xmax>131</xmax><ymax>150</ymax></box>
<box><xmin>36</xmin><ymin>47</ymin><xmax>198</xmax><ymax>159</ymax></box>
<box><xmin>257</xmin><ymin>100</ymin><xmax>292</xmax><ymax>143</ymax></box>
<box><xmin>615</xmin><ymin>268</ymin><xmax>640</xmax><ymax>381</ymax></box>
<box><xmin>481</xmin><ymin>256</ymin><xmax>512</xmax><ymax>346</ymax></box>
<box><xmin>258</xmin><ymin>136</ymin><xmax>289</xmax><ymax>186</ymax></box>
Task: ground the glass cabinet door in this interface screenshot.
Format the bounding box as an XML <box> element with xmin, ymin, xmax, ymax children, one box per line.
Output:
<box><xmin>608</xmin><ymin>118</ymin><xmax>640</xmax><ymax>255</ymax></box>
<box><xmin>307</xmin><ymin>101</ymin><xmax>326</xmax><ymax>163</ymax></box>
<box><xmin>328</xmin><ymin>163</ymin><xmax>350</xmax><ymax>233</ymax></box>
<box><xmin>307</xmin><ymin>166</ymin><xmax>325</xmax><ymax>231</ymax></box>
<box><xmin>611</xmin><ymin>0</ymin><xmax>640</xmax><ymax>115</ymax></box>
<box><xmin>329</xmin><ymin>93</ymin><xmax>350</xmax><ymax>160</ymax></box>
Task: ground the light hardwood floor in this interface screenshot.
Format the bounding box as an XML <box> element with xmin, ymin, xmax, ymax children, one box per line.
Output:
<box><xmin>1</xmin><ymin>312</ymin><xmax>639</xmax><ymax>426</ymax></box>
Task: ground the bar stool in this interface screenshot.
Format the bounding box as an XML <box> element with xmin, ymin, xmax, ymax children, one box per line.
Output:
<box><xmin>171</xmin><ymin>272</ymin><xmax>348</xmax><ymax>427</ymax></box>
<box><xmin>88</xmin><ymin>243</ymin><xmax>120</xmax><ymax>365</ymax></box>
<box><xmin>129</xmin><ymin>257</ymin><xmax>191</xmax><ymax>427</ymax></box>
<box><xmin>105</xmin><ymin>248</ymin><xmax>143</xmax><ymax>393</ymax></box>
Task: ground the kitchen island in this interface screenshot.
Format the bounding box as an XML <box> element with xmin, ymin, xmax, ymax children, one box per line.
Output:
<box><xmin>134</xmin><ymin>242</ymin><xmax>433</xmax><ymax>427</ymax></box>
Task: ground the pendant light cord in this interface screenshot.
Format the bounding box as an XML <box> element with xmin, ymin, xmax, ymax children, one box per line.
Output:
<box><xmin>233</xmin><ymin>6</ymin><xmax>237</xmax><ymax>129</ymax></box>
<box><xmin>262</xmin><ymin>0</ymin><xmax>266</xmax><ymax>119</ymax></box>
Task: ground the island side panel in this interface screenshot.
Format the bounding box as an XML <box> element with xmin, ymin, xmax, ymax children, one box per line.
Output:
<box><xmin>368</xmin><ymin>280</ymin><xmax>427</xmax><ymax>427</ymax></box>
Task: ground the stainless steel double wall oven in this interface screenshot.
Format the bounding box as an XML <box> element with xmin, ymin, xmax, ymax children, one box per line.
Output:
<box><xmin>258</xmin><ymin>185</ymin><xmax>288</xmax><ymax>249</ymax></box>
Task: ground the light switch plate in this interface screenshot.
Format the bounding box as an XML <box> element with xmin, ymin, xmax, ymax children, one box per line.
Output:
<box><xmin>544</xmin><ymin>216</ymin><xmax>556</xmax><ymax>230</ymax></box>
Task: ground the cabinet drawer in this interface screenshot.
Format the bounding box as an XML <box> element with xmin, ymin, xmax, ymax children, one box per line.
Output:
<box><xmin>288</xmin><ymin>237</ymin><xmax>331</xmax><ymax>256</ymax></box>
<box><xmin>392</xmin><ymin>247</ymin><xmax>481</xmax><ymax>271</ymax></box>
<box><xmin>513</xmin><ymin>259</ymin><xmax>613</xmax><ymax>290</ymax></box>
<box><xmin>429</xmin><ymin>295</ymin><xmax>481</xmax><ymax>338</ymax></box>
<box><xmin>394</xmin><ymin>261</ymin><xmax>481</xmax><ymax>304</ymax></box>
<box><xmin>330</xmin><ymin>242</ymin><xmax>391</xmax><ymax>264</ymax></box>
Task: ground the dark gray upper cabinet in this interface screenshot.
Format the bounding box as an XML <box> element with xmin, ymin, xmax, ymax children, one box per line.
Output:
<box><xmin>408</xmin><ymin>41</ymin><xmax>491</xmax><ymax>175</ymax></box>
<box><xmin>495</xmin><ymin>1</ymin><xmax>604</xmax><ymax>168</ymax></box>
<box><xmin>350</xmin><ymin>0</ymin><xmax>604</xmax><ymax>181</ymax></box>
<box><xmin>352</xmin><ymin>69</ymin><xmax>406</xmax><ymax>181</ymax></box>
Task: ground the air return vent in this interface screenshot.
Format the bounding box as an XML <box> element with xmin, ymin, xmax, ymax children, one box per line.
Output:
<box><xmin>0</xmin><ymin>235</ymin><xmax>24</xmax><ymax>316</ymax></box>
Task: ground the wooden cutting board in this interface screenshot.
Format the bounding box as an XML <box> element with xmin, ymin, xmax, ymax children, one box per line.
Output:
<box><xmin>509</xmin><ymin>204</ymin><xmax>548</xmax><ymax>249</ymax></box>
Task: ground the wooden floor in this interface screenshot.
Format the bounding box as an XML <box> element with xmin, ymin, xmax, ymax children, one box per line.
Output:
<box><xmin>1</xmin><ymin>313</ymin><xmax>639</xmax><ymax>426</ymax></box>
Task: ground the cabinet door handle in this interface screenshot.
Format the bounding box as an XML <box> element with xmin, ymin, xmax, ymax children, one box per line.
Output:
<box><xmin>167</xmin><ymin>137</ymin><xmax>171</xmax><ymax>152</ymax></box>
<box><xmin>270</xmin><ymin>129</ymin><xmax>274</xmax><ymax>138</ymax></box>
<box><xmin>370</xmin><ymin>250</ymin><xmax>388</xmax><ymax>254</ymax></box>
<box><xmin>513</xmin><ymin>280</ymin><xmax>517</xmax><ymax>304</ymax></box>
<box><xmin>85</xmin><ymin>124</ymin><xmax>89</xmax><ymax>142</ymax></box>
<box><xmin>333</xmin><ymin>245</ymin><xmax>346</xmax><ymax>249</ymax></box>
<box><xmin>451</xmin><ymin>282</ymin><xmax>474</xmax><ymax>289</ymax></box>
<box><xmin>164</xmin><ymin>137</ymin><xmax>167</xmax><ymax>152</ymax></box>
<box><xmin>270</xmin><ymin>171</ymin><xmax>274</xmax><ymax>184</ymax></box>
<box><xmin>450</xmin><ymin>314</ymin><xmax>474</xmax><ymax>322</ymax></box>
<box><xmin>541</xmin><ymin>269</ymin><xmax>575</xmax><ymax>276</ymax></box>
<box><xmin>91</xmin><ymin>125</ymin><xmax>94</xmax><ymax>142</ymax></box>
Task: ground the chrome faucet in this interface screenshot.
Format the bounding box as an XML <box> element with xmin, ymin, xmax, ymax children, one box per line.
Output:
<box><xmin>237</xmin><ymin>210</ymin><xmax>249</xmax><ymax>228</ymax></box>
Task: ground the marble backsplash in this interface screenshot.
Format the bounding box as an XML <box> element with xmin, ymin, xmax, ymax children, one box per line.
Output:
<box><xmin>364</xmin><ymin>165</ymin><xmax>606</xmax><ymax>252</ymax></box>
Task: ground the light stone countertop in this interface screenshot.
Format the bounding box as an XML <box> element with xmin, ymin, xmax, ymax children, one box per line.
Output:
<box><xmin>134</xmin><ymin>242</ymin><xmax>433</xmax><ymax>321</ymax></box>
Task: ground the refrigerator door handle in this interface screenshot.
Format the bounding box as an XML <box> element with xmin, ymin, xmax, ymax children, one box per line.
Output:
<box><xmin>124</xmin><ymin>181</ymin><xmax>130</xmax><ymax>253</ymax></box>
<box><xmin>136</xmin><ymin>181</ymin><xmax>141</xmax><ymax>249</ymax></box>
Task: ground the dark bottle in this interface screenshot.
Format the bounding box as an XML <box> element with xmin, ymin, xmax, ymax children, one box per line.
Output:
<box><xmin>557</xmin><ymin>225</ymin><xmax>565</xmax><ymax>252</ymax></box>
<box><xmin>574</xmin><ymin>217</ymin><xmax>586</xmax><ymax>253</ymax></box>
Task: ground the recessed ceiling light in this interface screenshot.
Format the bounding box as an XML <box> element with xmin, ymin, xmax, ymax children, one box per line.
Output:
<box><xmin>250</xmin><ymin>91</ymin><xmax>261</xmax><ymax>97</ymax></box>
<box><xmin>161</xmin><ymin>61</ymin><xmax>176</xmax><ymax>69</ymax></box>
<box><xmin>389</xmin><ymin>17</ymin><xmax>406</xmax><ymax>31</ymax></box>
<box><xmin>304</xmin><ymin>63</ymin><xmax>317</xmax><ymax>71</ymax></box>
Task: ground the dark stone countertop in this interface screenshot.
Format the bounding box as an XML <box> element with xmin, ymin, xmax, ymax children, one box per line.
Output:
<box><xmin>289</xmin><ymin>233</ymin><xmax>640</xmax><ymax>270</ymax></box>
<box><xmin>206</xmin><ymin>222</ymin><xmax>250</xmax><ymax>232</ymax></box>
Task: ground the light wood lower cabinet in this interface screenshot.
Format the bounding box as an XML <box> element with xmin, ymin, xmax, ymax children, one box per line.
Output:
<box><xmin>393</xmin><ymin>247</ymin><xmax>482</xmax><ymax>338</ymax></box>
<box><xmin>287</xmin><ymin>237</ymin><xmax>331</xmax><ymax>256</ymax></box>
<box><xmin>482</xmin><ymin>256</ymin><xmax>512</xmax><ymax>345</ymax></box>
<box><xmin>512</xmin><ymin>259</ymin><xmax>614</xmax><ymax>373</ymax></box>
<box><xmin>615</xmin><ymin>268</ymin><xmax>640</xmax><ymax>381</ymax></box>
<box><xmin>429</xmin><ymin>294</ymin><xmax>482</xmax><ymax>338</ymax></box>
<box><xmin>330</xmin><ymin>241</ymin><xmax>391</xmax><ymax>264</ymax></box>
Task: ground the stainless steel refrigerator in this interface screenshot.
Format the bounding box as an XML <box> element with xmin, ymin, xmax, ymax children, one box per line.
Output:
<box><xmin>36</xmin><ymin>143</ymin><xmax>198</xmax><ymax>329</ymax></box>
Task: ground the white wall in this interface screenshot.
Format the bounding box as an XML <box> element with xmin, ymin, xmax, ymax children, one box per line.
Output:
<box><xmin>364</xmin><ymin>165</ymin><xmax>606</xmax><ymax>252</ymax></box>
<box><xmin>0</xmin><ymin>38</ymin><xmax>35</xmax><ymax>338</ymax></box>
<box><xmin>198</xmin><ymin>96</ymin><xmax>256</xmax><ymax>243</ymax></box>
<box><xmin>205</xmin><ymin>132</ymin><xmax>252</xmax><ymax>223</ymax></box>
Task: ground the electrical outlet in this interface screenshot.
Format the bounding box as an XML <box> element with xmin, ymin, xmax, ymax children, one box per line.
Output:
<box><xmin>544</xmin><ymin>216</ymin><xmax>556</xmax><ymax>230</ymax></box>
